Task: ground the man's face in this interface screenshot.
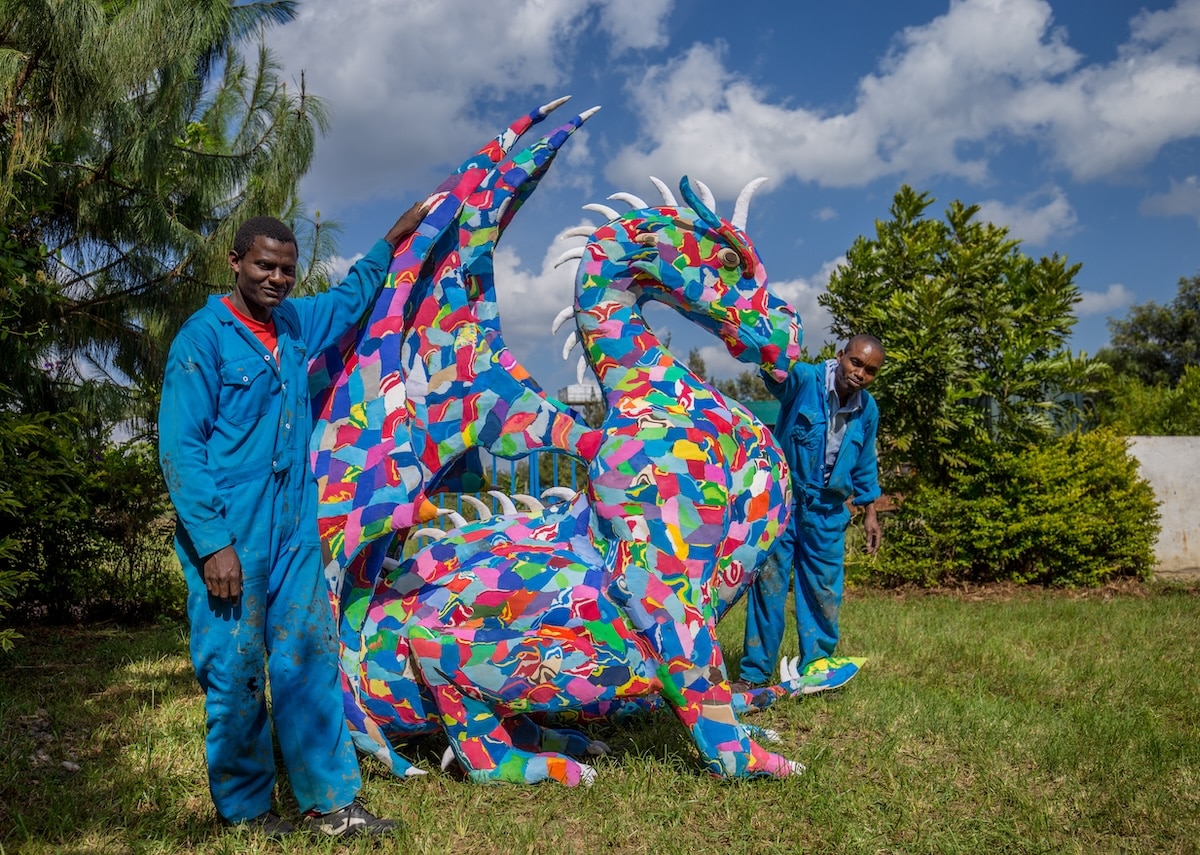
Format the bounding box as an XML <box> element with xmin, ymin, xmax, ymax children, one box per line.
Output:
<box><xmin>834</xmin><ymin>339</ymin><xmax>885</xmax><ymax>398</ymax></box>
<box><xmin>228</xmin><ymin>236</ymin><xmax>298</xmax><ymax>322</ymax></box>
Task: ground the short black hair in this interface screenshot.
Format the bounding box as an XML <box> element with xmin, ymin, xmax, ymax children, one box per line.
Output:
<box><xmin>847</xmin><ymin>333</ymin><xmax>885</xmax><ymax>358</ymax></box>
<box><xmin>232</xmin><ymin>216</ymin><xmax>297</xmax><ymax>257</ymax></box>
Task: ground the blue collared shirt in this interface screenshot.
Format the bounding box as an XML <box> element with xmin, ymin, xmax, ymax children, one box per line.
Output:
<box><xmin>824</xmin><ymin>358</ymin><xmax>864</xmax><ymax>482</ymax></box>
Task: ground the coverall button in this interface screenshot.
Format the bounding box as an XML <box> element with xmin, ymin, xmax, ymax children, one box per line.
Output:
<box><xmin>263</xmin><ymin>354</ymin><xmax>270</xmax><ymax>361</ymax></box>
<box><xmin>242</xmin><ymin>375</ymin><xmax>249</xmax><ymax>382</ymax></box>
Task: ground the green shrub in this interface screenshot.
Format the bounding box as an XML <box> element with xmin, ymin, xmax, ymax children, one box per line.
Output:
<box><xmin>847</xmin><ymin>428</ymin><xmax>1160</xmax><ymax>587</ymax></box>
<box><xmin>10</xmin><ymin>441</ymin><xmax>183</xmax><ymax>625</ymax></box>
<box><xmin>1094</xmin><ymin>365</ymin><xmax>1200</xmax><ymax>436</ymax></box>
<box><xmin>0</xmin><ymin>409</ymin><xmax>90</xmax><ymax>641</ymax></box>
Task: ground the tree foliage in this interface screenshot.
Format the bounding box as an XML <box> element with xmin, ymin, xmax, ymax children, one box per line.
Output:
<box><xmin>1094</xmin><ymin>365</ymin><xmax>1200</xmax><ymax>436</ymax></box>
<box><xmin>1</xmin><ymin>0</ymin><xmax>324</xmax><ymax>433</ymax></box>
<box><xmin>1098</xmin><ymin>272</ymin><xmax>1200</xmax><ymax>388</ymax></box>
<box><xmin>0</xmin><ymin>1</ymin><xmax>326</xmax><ymax>640</ymax></box>
<box><xmin>821</xmin><ymin>185</ymin><xmax>1096</xmax><ymax>487</ymax></box>
<box><xmin>820</xmin><ymin>187</ymin><xmax>1157</xmax><ymax>587</ymax></box>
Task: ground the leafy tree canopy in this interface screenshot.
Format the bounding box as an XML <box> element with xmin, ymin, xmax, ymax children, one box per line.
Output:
<box><xmin>1098</xmin><ymin>272</ymin><xmax>1200</xmax><ymax>388</ymax></box>
<box><xmin>1</xmin><ymin>0</ymin><xmax>327</xmax><ymax>434</ymax></box>
<box><xmin>821</xmin><ymin>185</ymin><xmax>1097</xmax><ymax>487</ymax></box>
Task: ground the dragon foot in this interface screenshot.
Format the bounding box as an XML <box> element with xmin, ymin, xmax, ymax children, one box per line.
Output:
<box><xmin>686</xmin><ymin>707</ymin><xmax>804</xmax><ymax>779</ymax></box>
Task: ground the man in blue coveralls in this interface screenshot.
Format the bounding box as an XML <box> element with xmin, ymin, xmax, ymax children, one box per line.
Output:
<box><xmin>159</xmin><ymin>203</ymin><xmax>425</xmax><ymax>838</ymax></box>
<box><xmin>734</xmin><ymin>334</ymin><xmax>886</xmax><ymax>694</ymax></box>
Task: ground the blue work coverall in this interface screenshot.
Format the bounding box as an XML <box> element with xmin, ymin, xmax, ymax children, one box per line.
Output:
<box><xmin>158</xmin><ymin>239</ymin><xmax>393</xmax><ymax>822</ymax></box>
<box><xmin>739</xmin><ymin>360</ymin><xmax>881</xmax><ymax>684</ymax></box>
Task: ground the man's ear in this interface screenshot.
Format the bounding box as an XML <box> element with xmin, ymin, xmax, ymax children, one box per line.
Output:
<box><xmin>228</xmin><ymin>249</ymin><xmax>240</xmax><ymax>274</ymax></box>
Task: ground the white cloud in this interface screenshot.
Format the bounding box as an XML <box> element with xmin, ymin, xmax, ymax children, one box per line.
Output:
<box><xmin>488</xmin><ymin>222</ymin><xmax>595</xmax><ymax>392</ymax></box>
<box><xmin>815</xmin><ymin>207</ymin><xmax>838</xmax><ymax>222</ymax></box>
<box><xmin>1140</xmin><ymin>174</ymin><xmax>1200</xmax><ymax>224</ymax></box>
<box><xmin>323</xmin><ymin>252</ymin><xmax>363</xmax><ymax>286</ymax></box>
<box><xmin>597</xmin><ymin>0</ymin><xmax>672</xmax><ymax>53</ymax></box>
<box><xmin>608</xmin><ymin>0</ymin><xmax>1200</xmax><ymax>193</ymax></box>
<box><xmin>1077</xmin><ymin>283</ymin><xmax>1135</xmax><ymax>316</ymax></box>
<box><xmin>269</xmin><ymin>0</ymin><xmax>674</xmax><ymax>210</ymax></box>
<box><xmin>769</xmin><ymin>257</ymin><xmax>844</xmax><ymax>353</ymax></box>
<box><xmin>976</xmin><ymin>186</ymin><xmax>1078</xmax><ymax>245</ymax></box>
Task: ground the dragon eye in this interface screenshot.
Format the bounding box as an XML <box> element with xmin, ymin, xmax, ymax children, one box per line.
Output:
<box><xmin>717</xmin><ymin>247</ymin><xmax>741</xmax><ymax>269</ymax></box>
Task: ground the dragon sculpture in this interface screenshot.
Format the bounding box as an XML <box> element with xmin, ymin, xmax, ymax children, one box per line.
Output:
<box><xmin>308</xmin><ymin>99</ymin><xmax>827</xmax><ymax>785</ymax></box>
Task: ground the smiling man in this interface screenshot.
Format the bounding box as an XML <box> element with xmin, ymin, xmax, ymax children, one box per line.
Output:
<box><xmin>158</xmin><ymin>205</ymin><xmax>423</xmax><ymax>839</ymax></box>
<box><xmin>734</xmin><ymin>334</ymin><xmax>886</xmax><ymax>694</ymax></box>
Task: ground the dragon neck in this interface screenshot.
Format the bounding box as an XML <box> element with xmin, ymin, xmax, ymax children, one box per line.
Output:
<box><xmin>574</xmin><ymin>272</ymin><xmax>674</xmax><ymax>397</ymax></box>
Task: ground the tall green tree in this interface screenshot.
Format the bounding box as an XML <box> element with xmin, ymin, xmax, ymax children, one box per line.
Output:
<box><xmin>1098</xmin><ymin>272</ymin><xmax>1200</xmax><ymax>388</ymax></box>
<box><xmin>825</xmin><ymin>187</ymin><xmax>1156</xmax><ymax>587</ymax></box>
<box><xmin>1</xmin><ymin>0</ymin><xmax>325</xmax><ymax>434</ymax></box>
<box><xmin>821</xmin><ymin>185</ymin><xmax>1094</xmax><ymax>487</ymax></box>
<box><xmin>0</xmin><ymin>1</ymin><xmax>326</xmax><ymax>638</ymax></box>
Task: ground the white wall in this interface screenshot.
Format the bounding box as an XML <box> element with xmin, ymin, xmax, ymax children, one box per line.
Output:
<box><xmin>1128</xmin><ymin>437</ymin><xmax>1200</xmax><ymax>575</ymax></box>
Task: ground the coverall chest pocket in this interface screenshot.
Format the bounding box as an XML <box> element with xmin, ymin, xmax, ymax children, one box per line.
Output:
<box><xmin>219</xmin><ymin>360</ymin><xmax>272</xmax><ymax>426</ymax></box>
<box><xmin>790</xmin><ymin>408</ymin><xmax>825</xmax><ymax>482</ymax></box>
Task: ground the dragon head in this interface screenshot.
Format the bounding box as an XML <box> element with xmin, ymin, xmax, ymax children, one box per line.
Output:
<box><xmin>570</xmin><ymin>176</ymin><xmax>802</xmax><ymax>382</ymax></box>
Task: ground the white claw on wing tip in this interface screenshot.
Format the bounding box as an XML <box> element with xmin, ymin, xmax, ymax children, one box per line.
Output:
<box><xmin>649</xmin><ymin>176</ymin><xmax>677</xmax><ymax>206</ymax></box>
<box><xmin>578</xmin><ymin>105</ymin><xmax>601</xmax><ymax>121</ymax></box>
<box><xmin>403</xmin><ymin>766</ymin><xmax>428</xmax><ymax>777</ymax></box>
<box><xmin>538</xmin><ymin>95</ymin><xmax>571</xmax><ymax>114</ymax></box>
<box><xmin>587</xmin><ymin>740</ymin><xmax>611</xmax><ymax>756</ymax></box>
<box><xmin>761</xmin><ymin>728</ymin><xmax>782</xmax><ymax>744</ymax></box>
<box><xmin>608</xmin><ymin>191</ymin><xmax>648</xmax><ymax>209</ymax></box>
<box><xmin>576</xmin><ymin>355</ymin><xmax>586</xmax><ymax>386</ymax></box>
<box><xmin>459</xmin><ymin>494</ymin><xmax>492</xmax><ymax>521</ymax></box>
<box><xmin>410</xmin><ymin>527</ymin><xmax>445</xmax><ymax>541</ymax></box>
<box><xmin>562</xmin><ymin>330</ymin><xmax>578</xmax><ymax>361</ymax></box>
<box><xmin>440</xmin><ymin>746</ymin><xmax>456</xmax><ymax>771</ymax></box>
<box><xmin>578</xmin><ymin>764</ymin><xmax>597</xmax><ymax>787</ymax></box>
<box><xmin>541</xmin><ymin>486</ymin><xmax>578</xmax><ymax>502</ymax></box>
<box><xmin>582</xmin><ymin>202</ymin><xmax>620</xmax><ymax>222</ymax></box>
<box><xmin>553</xmin><ymin>247</ymin><xmax>585</xmax><ymax>269</ymax></box>
<box><xmin>436</xmin><ymin>508</ymin><xmax>468</xmax><ymax>529</ymax></box>
<box><xmin>512</xmin><ymin>493</ymin><xmax>544</xmax><ymax>513</ymax></box>
<box><xmin>487</xmin><ymin>490</ymin><xmax>518</xmax><ymax>516</ymax></box>
<box><xmin>551</xmin><ymin>305</ymin><xmax>575</xmax><ymax>335</ymax></box>
<box><xmin>790</xmin><ymin>760</ymin><xmax>807</xmax><ymax>775</ymax></box>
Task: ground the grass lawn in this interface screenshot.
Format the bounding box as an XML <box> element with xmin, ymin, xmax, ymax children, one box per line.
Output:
<box><xmin>2</xmin><ymin>580</ymin><xmax>1198</xmax><ymax>854</ymax></box>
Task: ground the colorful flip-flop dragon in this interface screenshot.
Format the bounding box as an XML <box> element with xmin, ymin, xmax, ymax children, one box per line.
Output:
<box><xmin>308</xmin><ymin>99</ymin><xmax>824</xmax><ymax>785</ymax></box>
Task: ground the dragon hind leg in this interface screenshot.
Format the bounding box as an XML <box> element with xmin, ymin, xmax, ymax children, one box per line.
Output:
<box><xmin>407</xmin><ymin>627</ymin><xmax>598</xmax><ymax>786</ymax></box>
<box><xmin>505</xmin><ymin>714</ymin><xmax>610</xmax><ymax>759</ymax></box>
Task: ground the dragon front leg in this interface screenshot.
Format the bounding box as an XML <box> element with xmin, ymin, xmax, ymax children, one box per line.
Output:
<box><xmin>656</xmin><ymin>630</ymin><xmax>805</xmax><ymax>780</ymax></box>
<box><xmin>609</xmin><ymin>548</ymin><xmax>803</xmax><ymax>779</ymax></box>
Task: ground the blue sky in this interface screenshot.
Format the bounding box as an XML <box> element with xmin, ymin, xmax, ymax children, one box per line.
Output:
<box><xmin>266</xmin><ymin>0</ymin><xmax>1200</xmax><ymax>395</ymax></box>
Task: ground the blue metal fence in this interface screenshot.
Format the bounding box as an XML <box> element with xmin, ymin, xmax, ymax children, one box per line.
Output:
<box><xmin>400</xmin><ymin>449</ymin><xmax>589</xmax><ymax>555</ymax></box>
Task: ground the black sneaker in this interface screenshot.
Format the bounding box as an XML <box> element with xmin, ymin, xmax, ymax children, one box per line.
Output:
<box><xmin>304</xmin><ymin>800</ymin><xmax>399</xmax><ymax>838</ymax></box>
<box><xmin>222</xmin><ymin>810</ymin><xmax>295</xmax><ymax>839</ymax></box>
